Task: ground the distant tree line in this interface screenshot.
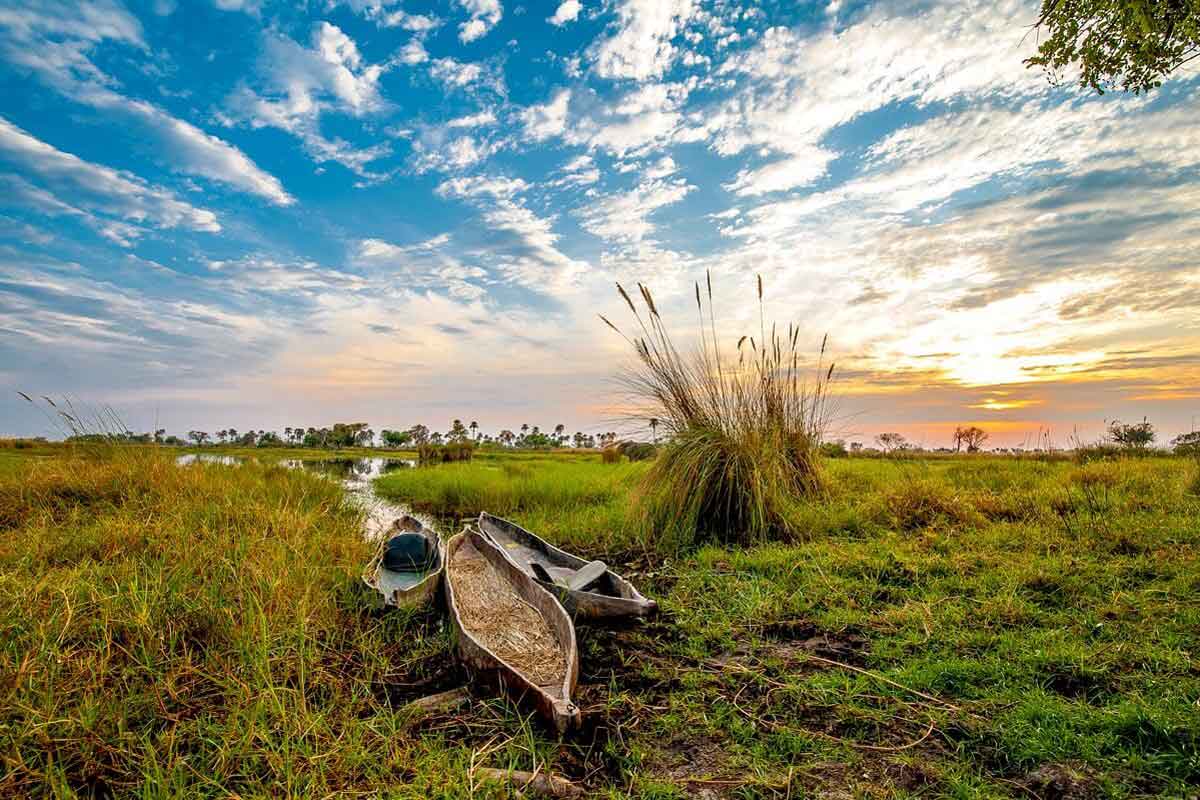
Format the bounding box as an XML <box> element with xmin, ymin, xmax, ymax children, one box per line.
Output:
<box><xmin>63</xmin><ymin>415</ymin><xmax>1200</xmax><ymax>457</ymax></box>
<box><xmin>155</xmin><ymin>420</ymin><xmax>626</xmax><ymax>451</ymax></box>
<box><xmin>821</xmin><ymin>417</ymin><xmax>1199</xmax><ymax>457</ymax></box>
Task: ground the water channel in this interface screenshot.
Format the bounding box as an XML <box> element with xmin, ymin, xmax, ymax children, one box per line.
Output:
<box><xmin>175</xmin><ymin>453</ymin><xmax>419</xmax><ymax>539</ymax></box>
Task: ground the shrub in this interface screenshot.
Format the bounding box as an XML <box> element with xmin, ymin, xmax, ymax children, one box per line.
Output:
<box><xmin>819</xmin><ymin>440</ymin><xmax>848</xmax><ymax>458</ymax></box>
<box><xmin>0</xmin><ymin>438</ymin><xmax>43</xmax><ymax>450</ymax></box>
<box><xmin>600</xmin><ymin>447</ymin><xmax>622</xmax><ymax>464</ymax></box>
<box><xmin>617</xmin><ymin>440</ymin><xmax>657</xmax><ymax>461</ymax></box>
<box><xmin>416</xmin><ymin>441</ymin><xmax>475</xmax><ymax>464</ymax></box>
<box><xmin>1171</xmin><ymin>431</ymin><xmax>1200</xmax><ymax>456</ymax></box>
<box><xmin>601</xmin><ymin>274</ymin><xmax>834</xmax><ymax>548</ymax></box>
<box><xmin>1073</xmin><ymin>443</ymin><xmax>1126</xmax><ymax>463</ymax></box>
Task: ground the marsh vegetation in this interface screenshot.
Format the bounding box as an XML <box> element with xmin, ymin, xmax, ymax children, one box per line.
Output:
<box><xmin>2</xmin><ymin>440</ymin><xmax>1197</xmax><ymax>797</ymax></box>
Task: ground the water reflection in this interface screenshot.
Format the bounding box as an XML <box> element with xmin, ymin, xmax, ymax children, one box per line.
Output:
<box><xmin>280</xmin><ymin>458</ymin><xmax>416</xmax><ymax>540</ymax></box>
<box><xmin>175</xmin><ymin>453</ymin><xmax>243</xmax><ymax>466</ymax></box>
<box><xmin>281</xmin><ymin>457</ymin><xmax>416</xmax><ymax>481</ymax></box>
<box><xmin>175</xmin><ymin>454</ymin><xmax>418</xmax><ymax>540</ymax></box>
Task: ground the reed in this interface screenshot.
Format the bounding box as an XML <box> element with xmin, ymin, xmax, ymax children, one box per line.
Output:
<box><xmin>601</xmin><ymin>273</ymin><xmax>835</xmax><ymax>548</ymax></box>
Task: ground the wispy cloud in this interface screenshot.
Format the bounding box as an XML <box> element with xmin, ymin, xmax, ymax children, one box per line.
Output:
<box><xmin>0</xmin><ymin>0</ymin><xmax>292</xmax><ymax>205</ymax></box>
<box><xmin>0</xmin><ymin>117</ymin><xmax>220</xmax><ymax>243</ymax></box>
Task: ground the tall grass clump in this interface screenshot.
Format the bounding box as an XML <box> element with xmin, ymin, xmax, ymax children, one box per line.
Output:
<box><xmin>601</xmin><ymin>273</ymin><xmax>835</xmax><ymax>548</ymax></box>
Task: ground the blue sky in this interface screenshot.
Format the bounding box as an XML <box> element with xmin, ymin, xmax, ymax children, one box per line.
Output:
<box><xmin>1</xmin><ymin>0</ymin><xmax>1198</xmax><ymax>445</ymax></box>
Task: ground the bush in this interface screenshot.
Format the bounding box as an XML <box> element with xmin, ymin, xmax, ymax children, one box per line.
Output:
<box><xmin>1073</xmin><ymin>443</ymin><xmax>1126</xmax><ymax>463</ymax></box>
<box><xmin>616</xmin><ymin>440</ymin><xmax>657</xmax><ymax>461</ymax></box>
<box><xmin>0</xmin><ymin>438</ymin><xmax>39</xmax><ymax>449</ymax></box>
<box><xmin>417</xmin><ymin>441</ymin><xmax>475</xmax><ymax>464</ymax></box>
<box><xmin>1171</xmin><ymin>431</ymin><xmax>1200</xmax><ymax>456</ymax></box>
<box><xmin>819</xmin><ymin>440</ymin><xmax>849</xmax><ymax>458</ymax></box>
<box><xmin>602</xmin><ymin>275</ymin><xmax>834</xmax><ymax>548</ymax></box>
<box><xmin>600</xmin><ymin>447</ymin><xmax>622</xmax><ymax>464</ymax></box>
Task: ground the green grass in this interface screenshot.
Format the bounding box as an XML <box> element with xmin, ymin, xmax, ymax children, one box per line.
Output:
<box><xmin>2</xmin><ymin>447</ymin><xmax>1198</xmax><ymax>797</ymax></box>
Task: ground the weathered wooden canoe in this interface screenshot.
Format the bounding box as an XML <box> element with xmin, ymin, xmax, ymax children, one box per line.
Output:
<box><xmin>444</xmin><ymin>528</ymin><xmax>580</xmax><ymax>733</ymax></box>
<box><xmin>477</xmin><ymin>512</ymin><xmax>657</xmax><ymax>620</ymax></box>
<box><xmin>362</xmin><ymin>515</ymin><xmax>445</xmax><ymax>609</ymax></box>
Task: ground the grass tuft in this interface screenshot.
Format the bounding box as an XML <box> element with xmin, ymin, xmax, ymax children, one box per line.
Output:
<box><xmin>605</xmin><ymin>274</ymin><xmax>835</xmax><ymax>548</ymax></box>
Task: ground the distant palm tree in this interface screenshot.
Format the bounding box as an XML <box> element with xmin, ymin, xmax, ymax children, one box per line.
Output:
<box><xmin>470</xmin><ymin>420</ymin><xmax>479</xmax><ymax>440</ymax></box>
<box><xmin>554</xmin><ymin>423</ymin><xmax>565</xmax><ymax>445</ymax></box>
<box><xmin>649</xmin><ymin>418</ymin><xmax>659</xmax><ymax>443</ymax></box>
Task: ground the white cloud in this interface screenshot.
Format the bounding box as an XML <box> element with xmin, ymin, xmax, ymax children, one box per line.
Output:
<box><xmin>355</xmin><ymin>234</ymin><xmax>487</xmax><ymax>299</ymax></box>
<box><xmin>213</xmin><ymin>0</ymin><xmax>262</xmax><ymax>12</ymax></box>
<box><xmin>561</xmin><ymin>154</ymin><xmax>594</xmax><ymax>172</ymax></box>
<box><xmin>447</xmin><ymin>109</ymin><xmax>498</xmax><ymax>128</ymax></box>
<box><xmin>411</xmin><ymin>134</ymin><xmax>502</xmax><ymax>173</ymax></box>
<box><xmin>0</xmin><ymin>259</ymin><xmax>277</xmax><ymax>371</ymax></box>
<box><xmin>436</xmin><ymin>174</ymin><xmax>529</xmax><ymax>199</ymax></box>
<box><xmin>396</xmin><ymin>38</ymin><xmax>429</xmax><ymax>64</ymax></box>
<box><xmin>331</xmin><ymin>0</ymin><xmax>442</xmax><ymax>30</ymax></box>
<box><xmin>521</xmin><ymin>89</ymin><xmax>571</xmax><ymax>141</ymax></box>
<box><xmin>0</xmin><ymin>1</ymin><xmax>145</xmax><ymax>51</ymax></box>
<box><xmin>706</xmin><ymin>1</ymin><xmax>1043</xmax><ymax>168</ymax></box>
<box><xmin>429</xmin><ymin>57</ymin><xmax>484</xmax><ymax>87</ymax></box>
<box><xmin>223</xmin><ymin>23</ymin><xmax>393</xmax><ymax>176</ymax></box>
<box><xmin>407</xmin><ymin>108</ymin><xmax>508</xmax><ymax>175</ymax></box>
<box><xmin>591</xmin><ymin>0</ymin><xmax>697</xmax><ymax>81</ymax></box>
<box><xmin>0</xmin><ymin>1</ymin><xmax>292</xmax><ymax>205</ymax></box>
<box><xmin>552</xmin><ymin>154</ymin><xmax>600</xmax><ymax>188</ymax></box>
<box><xmin>644</xmin><ymin>155</ymin><xmax>676</xmax><ymax>179</ymax></box>
<box><xmin>107</xmin><ymin>96</ymin><xmax>294</xmax><ymax>205</ymax></box>
<box><xmin>357</xmin><ymin>233</ymin><xmax>450</xmax><ymax>259</ymax></box>
<box><xmin>726</xmin><ymin>148</ymin><xmax>835</xmax><ymax>196</ymax></box>
<box><xmin>0</xmin><ymin>117</ymin><xmax>220</xmax><ymax>243</ymax></box>
<box><xmin>457</xmin><ymin>0</ymin><xmax>502</xmax><ymax>43</ymax></box>
<box><xmin>437</xmin><ymin>174</ymin><xmax>588</xmax><ymax>291</ymax></box>
<box><xmin>208</xmin><ymin>255</ymin><xmax>367</xmax><ymax>296</ymax></box>
<box><xmin>565</xmin><ymin>83</ymin><xmax>689</xmax><ymax>156</ymax></box>
<box><xmin>548</xmin><ymin>1</ymin><xmax>582</xmax><ymax>27</ymax></box>
<box><xmin>579</xmin><ymin>177</ymin><xmax>693</xmax><ymax>244</ymax></box>
<box><xmin>379</xmin><ymin>9</ymin><xmax>440</xmax><ymax>30</ymax></box>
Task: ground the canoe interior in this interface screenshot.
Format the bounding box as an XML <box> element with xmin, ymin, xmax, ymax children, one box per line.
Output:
<box><xmin>444</xmin><ymin>530</ymin><xmax>580</xmax><ymax>733</ymax></box>
<box><xmin>477</xmin><ymin>513</ymin><xmax>656</xmax><ymax>618</ymax></box>
<box><xmin>363</xmin><ymin>515</ymin><xmax>444</xmax><ymax>608</ymax></box>
<box><xmin>373</xmin><ymin>567</ymin><xmax>429</xmax><ymax>595</ymax></box>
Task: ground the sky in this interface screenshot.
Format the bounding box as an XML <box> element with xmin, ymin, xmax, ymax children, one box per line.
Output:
<box><xmin>0</xmin><ymin>0</ymin><xmax>1197</xmax><ymax>447</ymax></box>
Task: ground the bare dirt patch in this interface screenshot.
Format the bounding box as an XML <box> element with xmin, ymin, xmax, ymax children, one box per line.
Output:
<box><xmin>1023</xmin><ymin>762</ymin><xmax>1101</xmax><ymax>800</ymax></box>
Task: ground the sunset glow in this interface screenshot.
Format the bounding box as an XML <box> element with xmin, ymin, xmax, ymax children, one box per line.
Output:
<box><xmin>0</xmin><ymin>0</ymin><xmax>1197</xmax><ymax>447</ymax></box>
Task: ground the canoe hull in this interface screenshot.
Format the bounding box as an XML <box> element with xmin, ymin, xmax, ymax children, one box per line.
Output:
<box><xmin>444</xmin><ymin>529</ymin><xmax>580</xmax><ymax>734</ymax></box>
<box><xmin>478</xmin><ymin>512</ymin><xmax>657</xmax><ymax>620</ymax></box>
<box><xmin>362</xmin><ymin>515</ymin><xmax>445</xmax><ymax>609</ymax></box>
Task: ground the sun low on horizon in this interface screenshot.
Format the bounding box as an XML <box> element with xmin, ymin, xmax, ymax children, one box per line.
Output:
<box><xmin>0</xmin><ymin>0</ymin><xmax>1197</xmax><ymax>448</ymax></box>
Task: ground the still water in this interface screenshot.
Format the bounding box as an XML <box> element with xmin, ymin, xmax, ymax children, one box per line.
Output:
<box><xmin>175</xmin><ymin>454</ymin><xmax>418</xmax><ymax>539</ymax></box>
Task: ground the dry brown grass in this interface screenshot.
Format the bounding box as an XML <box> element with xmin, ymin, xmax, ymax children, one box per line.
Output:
<box><xmin>449</xmin><ymin>537</ymin><xmax>565</xmax><ymax>686</ymax></box>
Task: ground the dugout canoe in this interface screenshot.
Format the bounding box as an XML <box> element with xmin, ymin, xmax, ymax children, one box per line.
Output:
<box><xmin>444</xmin><ymin>528</ymin><xmax>580</xmax><ymax>734</ymax></box>
<box><xmin>362</xmin><ymin>515</ymin><xmax>445</xmax><ymax>609</ymax></box>
<box><xmin>477</xmin><ymin>512</ymin><xmax>657</xmax><ymax>620</ymax></box>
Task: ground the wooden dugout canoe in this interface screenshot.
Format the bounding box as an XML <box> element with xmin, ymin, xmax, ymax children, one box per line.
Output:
<box><xmin>477</xmin><ymin>512</ymin><xmax>657</xmax><ymax>620</ymax></box>
<box><xmin>444</xmin><ymin>528</ymin><xmax>580</xmax><ymax>733</ymax></box>
<box><xmin>362</xmin><ymin>515</ymin><xmax>445</xmax><ymax>609</ymax></box>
